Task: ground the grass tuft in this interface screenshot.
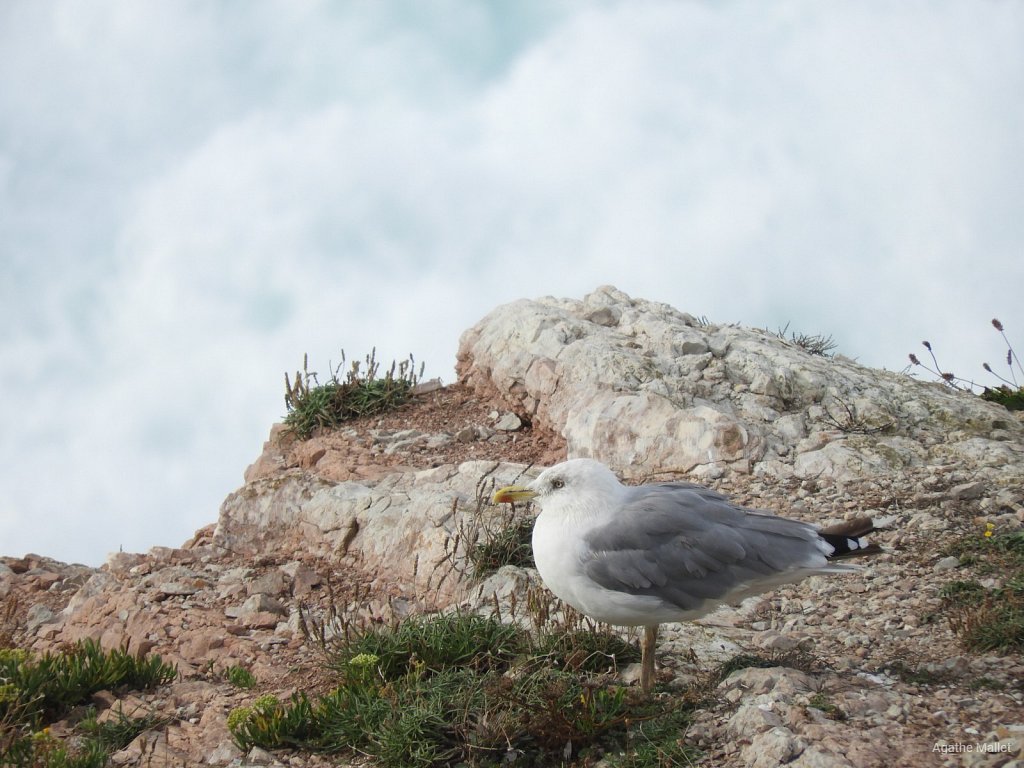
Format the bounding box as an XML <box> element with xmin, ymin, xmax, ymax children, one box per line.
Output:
<box><xmin>328</xmin><ymin>612</ymin><xmax>528</xmax><ymax>682</ymax></box>
<box><xmin>938</xmin><ymin>527</ymin><xmax>1024</xmax><ymax>653</ymax></box>
<box><xmin>806</xmin><ymin>692</ymin><xmax>846</xmax><ymax>721</ymax></box>
<box><xmin>0</xmin><ymin>640</ymin><xmax>176</xmax><ymax>728</ymax></box>
<box><xmin>0</xmin><ymin>641</ymin><xmax>176</xmax><ymax>767</ymax></box>
<box><xmin>710</xmin><ymin>648</ymin><xmax>824</xmax><ymax>685</ymax></box>
<box><xmin>470</xmin><ymin>517</ymin><xmax>535</xmax><ymax>575</ymax></box>
<box><xmin>225</xmin><ymin>665</ymin><xmax>257</xmax><ymax>689</ymax></box>
<box><xmin>283</xmin><ymin>348</ymin><xmax>424</xmax><ymax>439</ymax></box>
<box><xmin>78</xmin><ymin>705</ymin><xmax>170</xmax><ymax>753</ymax></box>
<box><xmin>765</xmin><ymin>322</ymin><xmax>838</xmax><ymax>357</ymax></box>
<box><xmin>436</xmin><ymin>467</ymin><xmax>537</xmax><ymax>586</ymax></box>
<box><xmin>229</xmin><ymin>611</ymin><xmax>699</xmax><ymax>766</ymax></box>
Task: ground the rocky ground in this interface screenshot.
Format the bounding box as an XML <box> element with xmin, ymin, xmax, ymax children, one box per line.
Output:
<box><xmin>3</xmin><ymin>286</ymin><xmax>1024</xmax><ymax>767</ymax></box>
<box><xmin>1</xmin><ymin>384</ymin><xmax>570</xmax><ymax>767</ymax></box>
<box><xmin>3</xmin><ymin>383</ymin><xmax>1022</xmax><ymax>767</ymax></box>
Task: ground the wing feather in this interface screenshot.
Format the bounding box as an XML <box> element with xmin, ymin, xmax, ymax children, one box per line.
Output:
<box><xmin>581</xmin><ymin>483</ymin><xmax>830</xmax><ymax>612</ymax></box>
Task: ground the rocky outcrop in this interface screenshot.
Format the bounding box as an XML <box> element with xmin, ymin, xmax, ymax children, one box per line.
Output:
<box><xmin>212</xmin><ymin>460</ymin><xmax>529</xmax><ymax>605</ymax></box>
<box><xmin>457</xmin><ymin>285</ymin><xmax>1023</xmax><ymax>490</ymax></box>
<box><xmin>3</xmin><ymin>286</ymin><xmax>1023</xmax><ymax>767</ymax></box>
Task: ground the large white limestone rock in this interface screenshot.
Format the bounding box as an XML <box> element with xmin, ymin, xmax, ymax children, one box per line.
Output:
<box><xmin>457</xmin><ymin>285</ymin><xmax>1023</xmax><ymax>485</ymax></box>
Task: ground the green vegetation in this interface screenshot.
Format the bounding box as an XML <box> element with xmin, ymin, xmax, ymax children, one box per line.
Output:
<box><xmin>438</xmin><ymin>470</ymin><xmax>537</xmax><ymax>583</ymax></box>
<box><xmin>908</xmin><ymin>318</ymin><xmax>1024</xmax><ymax>409</ymax></box>
<box><xmin>470</xmin><ymin>516</ymin><xmax>535</xmax><ymax>576</ymax></box>
<box><xmin>708</xmin><ymin>648</ymin><xmax>823</xmax><ymax>683</ymax></box>
<box><xmin>225</xmin><ymin>665</ymin><xmax>257</xmax><ymax>689</ymax></box>
<box><xmin>284</xmin><ymin>349</ymin><xmax>424</xmax><ymax>439</ymax></box>
<box><xmin>806</xmin><ymin>692</ymin><xmax>846</xmax><ymax>721</ymax></box>
<box><xmin>228</xmin><ymin>611</ymin><xmax>698</xmax><ymax>767</ymax></box>
<box><xmin>328</xmin><ymin>613</ymin><xmax>528</xmax><ymax>682</ymax></box>
<box><xmin>78</xmin><ymin>706</ymin><xmax>170</xmax><ymax>754</ymax></box>
<box><xmin>0</xmin><ymin>641</ymin><xmax>176</xmax><ymax>768</ymax></box>
<box><xmin>938</xmin><ymin>528</ymin><xmax>1024</xmax><ymax>653</ymax></box>
<box><xmin>765</xmin><ymin>322</ymin><xmax>838</xmax><ymax>357</ymax></box>
<box><xmin>982</xmin><ymin>384</ymin><xmax>1024</xmax><ymax>411</ymax></box>
<box><xmin>881</xmin><ymin>659</ymin><xmax>954</xmax><ymax>687</ymax></box>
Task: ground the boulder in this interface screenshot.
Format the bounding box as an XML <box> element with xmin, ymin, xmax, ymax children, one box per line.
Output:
<box><xmin>457</xmin><ymin>285</ymin><xmax>1023</xmax><ymax>486</ymax></box>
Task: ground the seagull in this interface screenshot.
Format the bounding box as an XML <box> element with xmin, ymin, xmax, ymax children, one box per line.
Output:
<box><xmin>493</xmin><ymin>458</ymin><xmax>884</xmax><ymax>693</ymax></box>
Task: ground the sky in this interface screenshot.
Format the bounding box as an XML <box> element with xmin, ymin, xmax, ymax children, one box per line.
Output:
<box><xmin>2</xmin><ymin>0</ymin><xmax>1022</xmax><ymax>566</ymax></box>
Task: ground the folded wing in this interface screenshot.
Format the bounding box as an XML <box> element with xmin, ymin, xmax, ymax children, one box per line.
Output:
<box><xmin>581</xmin><ymin>483</ymin><xmax>847</xmax><ymax>613</ymax></box>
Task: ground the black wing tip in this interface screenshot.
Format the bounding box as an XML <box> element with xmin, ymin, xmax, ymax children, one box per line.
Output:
<box><xmin>819</xmin><ymin>515</ymin><xmax>893</xmax><ymax>560</ymax></box>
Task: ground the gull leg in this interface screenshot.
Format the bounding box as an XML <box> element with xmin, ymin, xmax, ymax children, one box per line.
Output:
<box><xmin>641</xmin><ymin>624</ymin><xmax>658</xmax><ymax>693</ymax></box>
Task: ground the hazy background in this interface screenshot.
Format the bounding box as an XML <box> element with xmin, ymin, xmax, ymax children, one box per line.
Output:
<box><xmin>3</xmin><ymin>1</ymin><xmax>1022</xmax><ymax>566</ymax></box>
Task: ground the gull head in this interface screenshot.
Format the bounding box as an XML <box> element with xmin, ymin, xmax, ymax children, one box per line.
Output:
<box><xmin>493</xmin><ymin>458</ymin><xmax>627</xmax><ymax>520</ymax></box>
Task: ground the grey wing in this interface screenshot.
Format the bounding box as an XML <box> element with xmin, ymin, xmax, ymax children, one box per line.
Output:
<box><xmin>582</xmin><ymin>485</ymin><xmax>831</xmax><ymax>612</ymax></box>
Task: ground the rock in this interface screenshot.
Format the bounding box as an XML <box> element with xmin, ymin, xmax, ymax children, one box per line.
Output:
<box><xmin>756</xmin><ymin>631</ymin><xmax>805</xmax><ymax>652</ymax></box>
<box><xmin>412</xmin><ymin>378</ymin><xmax>444</xmax><ymax>395</ymax></box>
<box><xmin>493</xmin><ymin>412</ymin><xmax>523</xmax><ymax>431</ymax></box>
<box><xmin>213</xmin><ymin>460</ymin><xmax>532</xmax><ymax>604</ymax></box>
<box><xmin>296</xmin><ymin>443</ymin><xmax>327</xmax><ymax>468</ymax></box>
<box><xmin>934</xmin><ymin>555</ymin><xmax>961</xmax><ymax>572</ymax></box>
<box><xmin>584</xmin><ymin>306</ymin><xmax>621</xmax><ymax>327</ymax></box>
<box><xmin>727</xmin><ymin>698</ymin><xmax>784</xmax><ymax>734</ymax></box>
<box><xmin>457</xmin><ymin>285</ymin><xmax>1023</xmax><ymax>488</ymax></box>
<box><xmin>244</xmin><ymin>746</ymin><xmax>286</xmax><ymax>766</ymax></box>
<box><xmin>246</xmin><ymin>570</ymin><xmax>289</xmax><ymax>598</ymax></box>
<box><xmin>951</xmin><ymin>481</ymin><xmax>986</xmax><ymax>500</ymax></box>
<box><xmin>677</xmin><ymin>339</ymin><xmax>709</xmax><ymax>355</ymax></box>
<box><xmin>235</xmin><ymin>594</ymin><xmax>287</xmax><ymax>618</ymax></box>
<box><xmin>154</xmin><ymin>582</ymin><xmax>200</xmax><ymax>599</ymax></box>
<box><xmin>281</xmin><ymin>562</ymin><xmax>322</xmax><ymax>596</ymax></box>
<box><xmin>207</xmin><ymin>741</ymin><xmax>244</xmax><ymax>764</ymax></box>
<box><xmin>25</xmin><ymin>603</ymin><xmax>57</xmax><ymax>632</ymax></box>
<box><xmin>741</xmin><ymin>727</ymin><xmax>806</xmax><ymax>768</ymax></box>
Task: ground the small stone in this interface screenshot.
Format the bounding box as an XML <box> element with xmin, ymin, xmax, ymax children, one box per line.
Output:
<box><xmin>584</xmin><ymin>306</ymin><xmax>620</xmax><ymax>327</ymax></box>
<box><xmin>411</xmin><ymin>378</ymin><xmax>444</xmax><ymax>395</ymax></box>
<box><xmin>493</xmin><ymin>412</ymin><xmax>523</xmax><ymax>431</ymax></box>
<box><xmin>756</xmin><ymin>631</ymin><xmax>802</xmax><ymax>652</ymax></box>
<box><xmin>246</xmin><ymin>571</ymin><xmax>289</xmax><ymax>597</ymax></box>
<box><xmin>154</xmin><ymin>582</ymin><xmax>199</xmax><ymax>599</ymax></box>
<box><xmin>933</xmin><ymin>555</ymin><xmax>961</xmax><ymax>572</ymax></box>
<box><xmin>207</xmin><ymin>741</ymin><xmax>244</xmax><ymax>764</ymax></box>
<box><xmin>244</xmin><ymin>746</ymin><xmax>280</xmax><ymax>765</ymax></box>
<box><xmin>287</xmin><ymin>564</ymin><xmax>322</xmax><ymax>597</ymax></box>
<box><xmin>236</xmin><ymin>594</ymin><xmax>287</xmax><ymax>618</ymax></box>
<box><xmin>951</xmin><ymin>481</ymin><xmax>986</xmax><ymax>500</ymax></box>
<box><xmin>25</xmin><ymin>604</ymin><xmax>57</xmax><ymax>632</ymax></box>
<box><xmin>677</xmin><ymin>340</ymin><xmax>709</xmax><ymax>355</ymax></box>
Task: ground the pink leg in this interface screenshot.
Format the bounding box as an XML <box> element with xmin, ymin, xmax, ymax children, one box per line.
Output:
<box><xmin>641</xmin><ymin>625</ymin><xmax>658</xmax><ymax>693</ymax></box>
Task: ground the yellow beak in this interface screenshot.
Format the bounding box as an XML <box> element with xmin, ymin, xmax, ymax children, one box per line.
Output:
<box><xmin>492</xmin><ymin>485</ymin><xmax>537</xmax><ymax>504</ymax></box>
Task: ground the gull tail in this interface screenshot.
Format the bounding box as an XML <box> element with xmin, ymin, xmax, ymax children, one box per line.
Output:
<box><xmin>818</xmin><ymin>515</ymin><xmax>893</xmax><ymax>560</ymax></box>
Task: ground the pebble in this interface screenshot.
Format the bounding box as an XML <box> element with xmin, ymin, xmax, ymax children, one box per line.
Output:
<box><xmin>493</xmin><ymin>412</ymin><xmax>523</xmax><ymax>431</ymax></box>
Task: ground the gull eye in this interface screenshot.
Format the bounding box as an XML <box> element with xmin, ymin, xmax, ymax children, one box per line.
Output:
<box><xmin>551</xmin><ymin>478</ymin><xmax>565</xmax><ymax>490</ymax></box>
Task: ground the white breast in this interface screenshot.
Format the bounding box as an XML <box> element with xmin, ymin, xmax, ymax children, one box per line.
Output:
<box><xmin>531</xmin><ymin>510</ymin><xmax>583</xmax><ymax>605</ymax></box>
<box><xmin>531</xmin><ymin>508</ymin><xmax>670</xmax><ymax>626</ymax></box>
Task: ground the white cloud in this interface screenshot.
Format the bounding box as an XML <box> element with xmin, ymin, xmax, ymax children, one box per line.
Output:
<box><xmin>2</xmin><ymin>0</ymin><xmax>1022</xmax><ymax>564</ymax></box>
